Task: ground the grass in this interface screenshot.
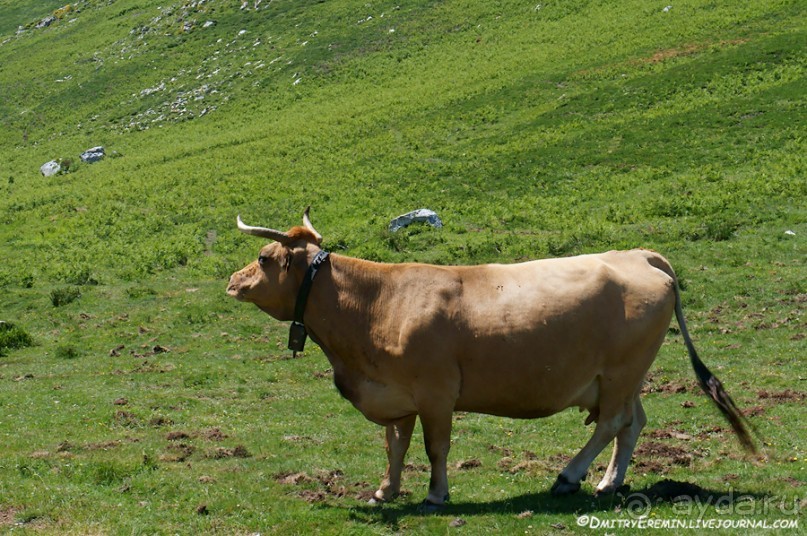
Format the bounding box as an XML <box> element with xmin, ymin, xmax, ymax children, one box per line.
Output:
<box><xmin>0</xmin><ymin>0</ymin><xmax>805</xmax><ymax>533</ymax></box>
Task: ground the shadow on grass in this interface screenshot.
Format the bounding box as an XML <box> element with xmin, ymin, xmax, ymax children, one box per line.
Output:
<box><xmin>344</xmin><ymin>479</ymin><xmax>770</xmax><ymax>531</ymax></box>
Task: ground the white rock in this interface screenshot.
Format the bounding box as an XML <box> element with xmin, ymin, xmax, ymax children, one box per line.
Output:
<box><xmin>40</xmin><ymin>160</ymin><xmax>61</xmax><ymax>177</ymax></box>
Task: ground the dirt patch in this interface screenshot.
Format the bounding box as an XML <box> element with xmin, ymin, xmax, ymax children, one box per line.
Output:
<box><xmin>160</xmin><ymin>443</ymin><xmax>195</xmax><ymax>462</ymax></box>
<box><xmin>166</xmin><ymin>431</ymin><xmax>191</xmax><ymax>441</ymax></box>
<box><xmin>149</xmin><ymin>416</ymin><xmax>174</xmax><ymax>427</ymax></box>
<box><xmin>498</xmin><ymin>451</ymin><xmax>565</xmax><ymax>475</ymax></box>
<box><xmin>84</xmin><ymin>440</ymin><xmax>124</xmax><ymax>451</ymax></box>
<box><xmin>276</xmin><ymin>471</ymin><xmax>314</xmax><ymax>485</ymax></box>
<box><xmin>0</xmin><ymin>507</ymin><xmax>19</xmax><ymax>527</ymax></box>
<box><xmin>114</xmin><ymin>410</ymin><xmax>139</xmax><ymax>427</ymax></box>
<box><xmin>634</xmin><ymin>459</ymin><xmax>666</xmax><ymax>475</ymax></box>
<box><xmin>208</xmin><ymin>445</ymin><xmax>251</xmax><ymax>459</ymax></box>
<box><xmin>275</xmin><ymin>469</ymin><xmax>374</xmax><ymax>503</ymax></box>
<box><xmin>637</xmin><ymin>39</ymin><xmax>750</xmax><ymax>65</ymax></box>
<box><xmin>642</xmin><ymin>374</ymin><xmax>695</xmax><ymax>395</ymax></box>
<box><xmin>201</xmin><ymin>428</ymin><xmax>228</xmax><ymax>441</ymax></box>
<box><xmin>757</xmin><ymin>389</ymin><xmax>805</xmax><ymax>402</ymax></box>
<box><xmin>695</xmin><ymin>426</ymin><xmax>727</xmax><ymax>440</ymax></box>
<box><xmin>455</xmin><ymin>459</ymin><xmax>481</xmax><ymax>470</ymax></box>
<box><xmin>282</xmin><ymin>434</ymin><xmax>321</xmax><ymax>445</ymax></box>
<box><xmin>743</xmin><ymin>405</ymin><xmax>766</xmax><ymax>417</ymax></box>
<box><xmin>646</xmin><ymin>429</ymin><xmax>693</xmax><ymax>441</ymax></box>
<box><xmin>635</xmin><ymin>441</ymin><xmax>694</xmax><ymax>467</ymax></box>
<box><xmin>488</xmin><ymin>445</ymin><xmax>513</xmax><ymax>457</ymax></box>
<box><xmin>404</xmin><ymin>463</ymin><xmax>429</xmax><ymax>473</ymax></box>
<box><xmin>297</xmin><ymin>490</ymin><xmax>329</xmax><ymax>503</ymax></box>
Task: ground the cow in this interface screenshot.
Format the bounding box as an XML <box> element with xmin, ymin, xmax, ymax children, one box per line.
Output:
<box><xmin>227</xmin><ymin>208</ymin><xmax>755</xmax><ymax>509</ymax></box>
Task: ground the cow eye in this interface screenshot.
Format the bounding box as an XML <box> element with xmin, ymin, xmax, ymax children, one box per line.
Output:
<box><xmin>258</xmin><ymin>255</ymin><xmax>268</xmax><ymax>266</ymax></box>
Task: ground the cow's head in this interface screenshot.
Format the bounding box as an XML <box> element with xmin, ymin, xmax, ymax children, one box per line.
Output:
<box><xmin>227</xmin><ymin>207</ymin><xmax>323</xmax><ymax>320</ymax></box>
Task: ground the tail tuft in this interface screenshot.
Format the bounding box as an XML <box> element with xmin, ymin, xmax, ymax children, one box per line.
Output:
<box><xmin>690</xmin><ymin>350</ymin><xmax>757</xmax><ymax>454</ymax></box>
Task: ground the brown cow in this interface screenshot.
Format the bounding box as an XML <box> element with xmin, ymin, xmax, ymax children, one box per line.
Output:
<box><xmin>227</xmin><ymin>208</ymin><xmax>754</xmax><ymax>508</ymax></box>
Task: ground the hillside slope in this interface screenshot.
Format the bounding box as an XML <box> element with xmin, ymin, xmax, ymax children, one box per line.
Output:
<box><xmin>0</xmin><ymin>1</ymin><xmax>804</xmax><ymax>532</ymax></box>
<box><xmin>2</xmin><ymin>0</ymin><xmax>803</xmax><ymax>282</ymax></box>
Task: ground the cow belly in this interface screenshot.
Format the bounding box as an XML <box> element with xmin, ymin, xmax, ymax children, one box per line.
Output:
<box><xmin>455</xmin><ymin>363</ymin><xmax>600</xmax><ymax>418</ymax></box>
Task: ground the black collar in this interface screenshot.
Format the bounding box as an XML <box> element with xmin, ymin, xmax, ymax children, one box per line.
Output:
<box><xmin>288</xmin><ymin>250</ymin><xmax>330</xmax><ymax>356</ymax></box>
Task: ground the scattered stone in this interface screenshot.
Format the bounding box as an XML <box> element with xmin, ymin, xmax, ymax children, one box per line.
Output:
<box><xmin>40</xmin><ymin>160</ymin><xmax>61</xmax><ymax>176</ymax></box>
<box><xmin>36</xmin><ymin>16</ymin><xmax>56</xmax><ymax>29</ymax></box>
<box><xmin>516</xmin><ymin>510</ymin><xmax>533</xmax><ymax>519</ymax></box>
<box><xmin>449</xmin><ymin>518</ymin><xmax>466</xmax><ymax>527</ymax></box>
<box><xmin>198</xmin><ymin>475</ymin><xmax>216</xmax><ymax>484</ymax></box>
<box><xmin>195</xmin><ymin>504</ymin><xmax>208</xmax><ymax>515</ymax></box>
<box><xmin>113</xmin><ymin>397</ymin><xmax>128</xmax><ymax>406</ymax></box>
<box><xmin>80</xmin><ymin>146</ymin><xmax>105</xmax><ymax>164</ymax></box>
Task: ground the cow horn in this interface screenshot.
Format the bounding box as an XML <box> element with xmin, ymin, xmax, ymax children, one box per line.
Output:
<box><xmin>302</xmin><ymin>206</ymin><xmax>322</xmax><ymax>243</ymax></box>
<box><xmin>236</xmin><ymin>215</ymin><xmax>293</xmax><ymax>244</ymax></box>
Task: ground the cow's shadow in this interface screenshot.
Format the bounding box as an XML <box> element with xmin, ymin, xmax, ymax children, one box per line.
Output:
<box><xmin>344</xmin><ymin>480</ymin><xmax>770</xmax><ymax>531</ymax></box>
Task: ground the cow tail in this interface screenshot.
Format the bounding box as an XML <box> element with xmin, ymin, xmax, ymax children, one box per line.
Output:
<box><xmin>673</xmin><ymin>284</ymin><xmax>758</xmax><ymax>454</ymax></box>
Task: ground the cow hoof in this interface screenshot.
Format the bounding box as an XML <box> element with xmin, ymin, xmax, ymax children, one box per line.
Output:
<box><xmin>551</xmin><ymin>474</ymin><xmax>581</xmax><ymax>496</ymax></box>
<box><xmin>369</xmin><ymin>490</ymin><xmax>398</xmax><ymax>505</ymax></box>
<box><xmin>418</xmin><ymin>499</ymin><xmax>446</xmax><ymax>514</ymax></box>
<box><xmin>594</xmin><ymin>484</ymin><xmax>630</xmax><ymax>497</ymax></box>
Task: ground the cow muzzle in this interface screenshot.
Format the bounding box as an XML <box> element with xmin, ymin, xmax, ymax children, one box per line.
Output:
<box><xmin>226</xmin><ymin>271</ymin><xmax>251</xmax><ymax>301</ymax></box>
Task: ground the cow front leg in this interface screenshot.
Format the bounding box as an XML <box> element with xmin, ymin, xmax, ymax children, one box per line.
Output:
<box><xmin>419</xmin><ymin>408</ymin><xmax>453</xmax><ymax>508</ymax></box>
<box><xmin>372</xmin><ymin>414</ymin><xmax>417</xmax><ymax>503</ymax></box>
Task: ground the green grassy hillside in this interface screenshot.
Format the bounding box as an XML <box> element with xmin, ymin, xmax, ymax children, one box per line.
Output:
<box><xmin>0</xmin><ymin>0</ymin><xmax>804</xmax><ymax>533</ymax></box>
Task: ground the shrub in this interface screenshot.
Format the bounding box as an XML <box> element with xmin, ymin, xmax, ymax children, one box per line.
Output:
<box><xmin>0</xmin><ymin>321</ymin><xmax>34</xmax><ymax>356</ymax></box>
<box><xmin>54</xmin><ymin>345</ymin><xmax>80</xmax><ymax>360</ymax></box>
<box><xmin>50</xmin><ymin>287</ymin><xmax>81</xmax><ymax>307</ymax></box>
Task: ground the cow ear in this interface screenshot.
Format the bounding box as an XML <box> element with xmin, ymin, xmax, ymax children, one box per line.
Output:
<box><xmin>277</xmin><ymin>247</ymin><xmax>292</xmax><ymax>272</ymax></box>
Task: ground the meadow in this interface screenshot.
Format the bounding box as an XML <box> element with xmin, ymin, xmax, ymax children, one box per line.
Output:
<box><xmin>0</xmin><ymin>0</ymin><xmax>804</xmax><ymax>533</ymax></box>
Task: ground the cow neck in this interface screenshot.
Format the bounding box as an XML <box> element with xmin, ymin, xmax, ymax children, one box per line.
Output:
<box><xmin>288</xmin><ymin>249</ymin><xmax>330</xmax><ymax>356</ymax></box>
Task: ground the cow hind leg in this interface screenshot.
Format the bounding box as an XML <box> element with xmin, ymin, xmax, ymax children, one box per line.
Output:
<box><xmin>595</xmin><ymin>395</ymin><xmax>646</xmax><ymax>495</ymax></box>
<box><xmin>551</xmin><ymin>399</ymin><xmax>633</xmax><ymax>496</ymax></box>
<box><xmin>372</xmin><ymin>414</ymin><xmax>417</xmax><ymax>503</ymax></box>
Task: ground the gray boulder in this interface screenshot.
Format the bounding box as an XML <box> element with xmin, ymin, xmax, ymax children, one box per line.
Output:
<box><xmin>80</xmin><ymin>146</ymin><xmax>105</xmax><ymax>163</ymax></box>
